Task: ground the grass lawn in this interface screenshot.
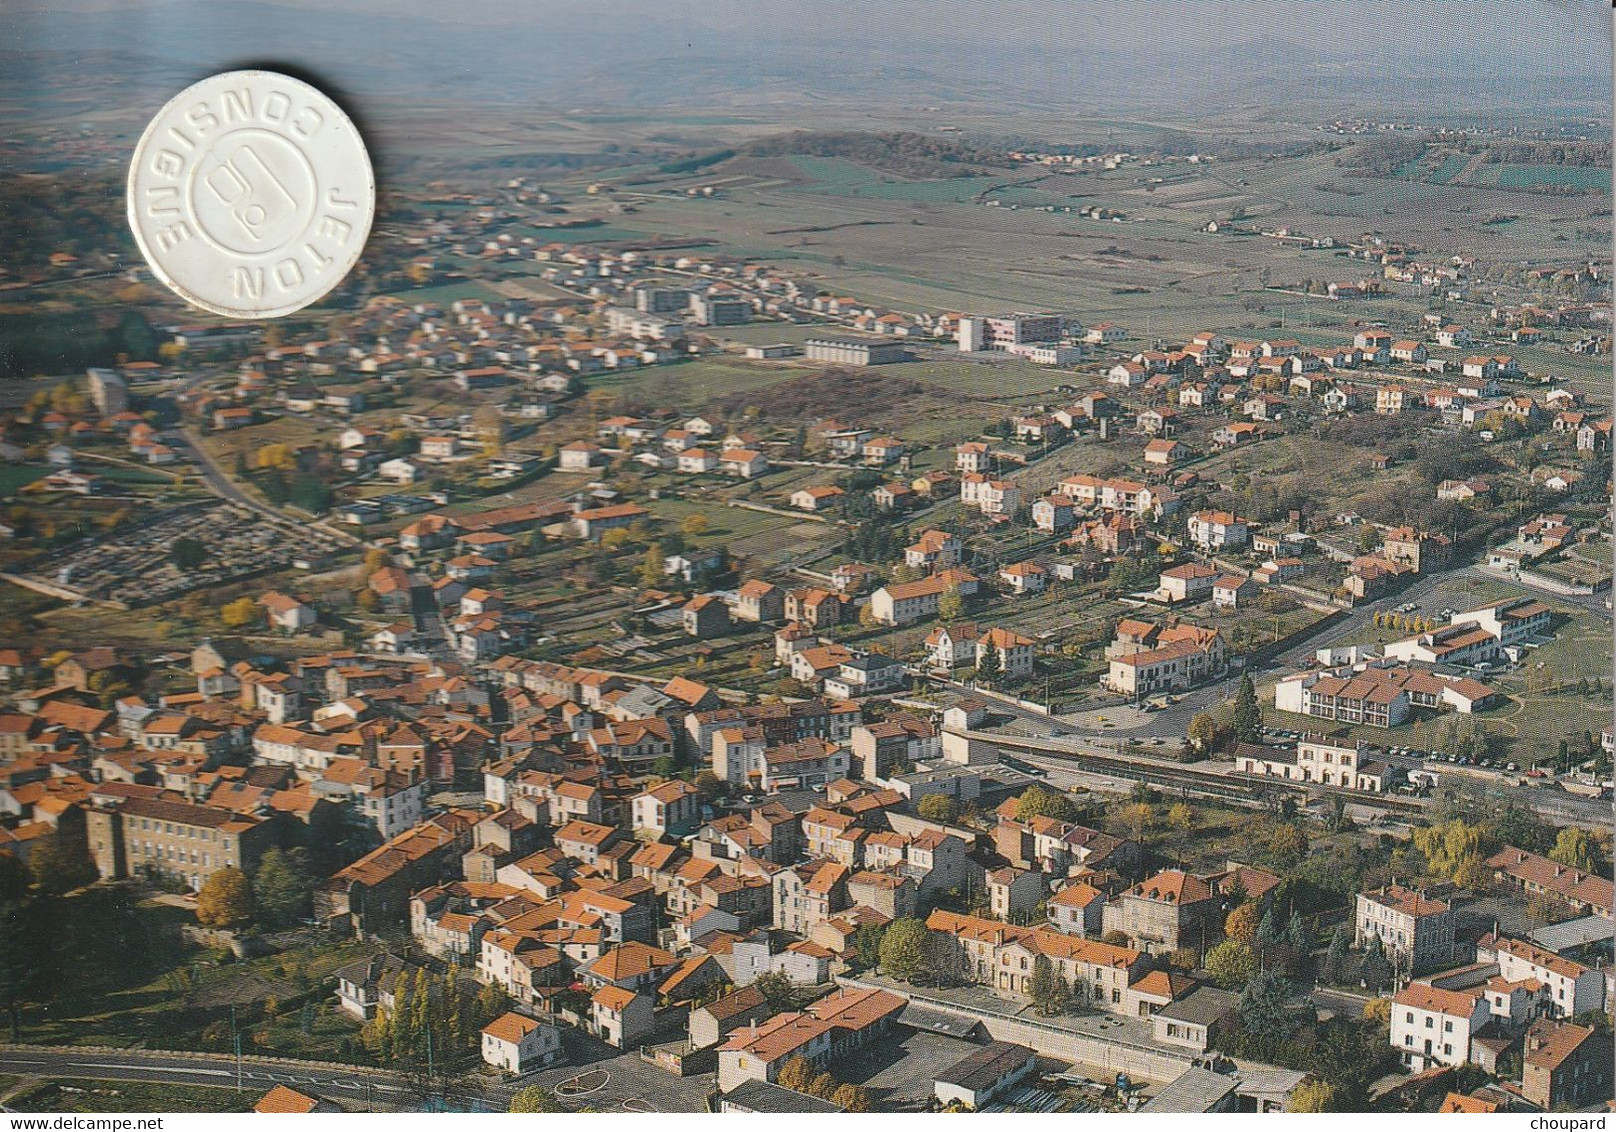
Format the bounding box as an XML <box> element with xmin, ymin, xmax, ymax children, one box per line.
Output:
<box><xmin>647</xmin><ymin>496</ymin><xmax>805</xmax><ymax>546</ymax></box>
<box><xmin>382</xmin><ymin>280</ymin><xmax>507</xmax><ymax>305</ymax></box>
<box><xmin>9</xmin><ymin>1079</ymin><xmax>255</xmax><ymax>1113</ymax></box>
<box><xmin>579</xmin><ymin>357</ymin><xmax>813</xmax><ymax>412</ymax></box>
<box><xmin>881</xmin><ymin>355</ymin><xmax>1073</xmax><ymax>398</ymax></box>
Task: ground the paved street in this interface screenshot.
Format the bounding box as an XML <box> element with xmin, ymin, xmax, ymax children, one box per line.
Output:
<box><xmin>0</xmin><ymin>1047</ymin><xmax>515</xmax><ymax>1112</ymax></box>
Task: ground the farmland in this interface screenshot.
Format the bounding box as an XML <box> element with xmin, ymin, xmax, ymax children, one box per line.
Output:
<box><xmin>1478</xmin><ymin>164</ymin><xmax>1612</xmax><ymax>193</ymax></box>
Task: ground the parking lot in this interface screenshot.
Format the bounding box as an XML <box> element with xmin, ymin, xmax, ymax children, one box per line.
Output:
<box><xmin>832</xmin><ymin>1025</ymin><xmax>979</xmax><ymax>1108</ymax></box>
<box><xmin>521</xmin><ymin>1038</ymin><xmax>715</xmax><ymax>1113</ymax></box>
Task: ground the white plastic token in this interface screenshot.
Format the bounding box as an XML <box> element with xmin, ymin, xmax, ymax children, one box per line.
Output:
<box><xmin>127</xmin><ymin>70</ymin><xmax>374</xmax><ymax>319</ymax></box>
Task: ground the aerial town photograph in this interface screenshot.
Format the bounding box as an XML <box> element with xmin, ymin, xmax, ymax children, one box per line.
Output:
<box><xmin>0</xmin><ymin>0</ymin><xmax>1610</xmax><ymax>1118</ymax></box>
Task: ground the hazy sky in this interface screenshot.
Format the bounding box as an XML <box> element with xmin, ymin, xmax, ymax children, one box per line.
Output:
<box><xmin>2</xmin><ymin>0</ymin><xmax>1608</xmax><ymax>120</ymax></box>
<box><xmin>9</xmin><ymin>0</ymin><xmax>1611</xmax><ymax>60</ymax></box>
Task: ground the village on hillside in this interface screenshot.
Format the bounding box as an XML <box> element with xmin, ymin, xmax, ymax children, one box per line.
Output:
<box><xmin>0</xmin><ymin>9</ymin><xmax>1613</xmax><ymax>1116</ymax></box>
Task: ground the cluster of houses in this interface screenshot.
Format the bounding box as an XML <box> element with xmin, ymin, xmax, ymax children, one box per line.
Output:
<box><xmin>1268</xmin><ymin>597</ymin><xmax>1551</xmax><ymax>730</ymax></box>
<box><xmin>1353</xmin><ymin>875</ymin><xmax>1614</xmax><ymax>1110</ymax></box>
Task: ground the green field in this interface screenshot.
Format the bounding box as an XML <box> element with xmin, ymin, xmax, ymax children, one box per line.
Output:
<box><xmin>1427</xmin><ymin>154</ymin><xmax>1469</xmax><ymax>185</ymax></box>
<box><xmin>648</xmin><ymin>497</ymin><xmax>814</xmax><ymax>547</ymax></box>
<box><xmin>882</xmin><ymin>356</ymin><xmax>1073</xmax><ymax>398</ymax></box>
<box><xmin>786</xmin><ymin>156</ymin><xmax>1007</xmax><ymax>204</ymax></box>
<box><xmin>386</xmin><ymin>280</ymin><xmax>507</xmax><ymax>305</ymax></box>
<box><xmin>518</xmin><ymin>223</ymin><xmax>654</xmax><ymax>243</ymax></box>
<box><xmin>94</xmin><ymin>464</ymin><xmax>178</xmax><ymax>485</ymax></box>
<box><xmin>1484</xmin><ymin>164</ymin><xmax>1611</xmax><ymax>193</ymax></box>
<box><xmin>583</xmin><ymin>357</ymin><xmax>810</xmax><ymax>409</ymax></box>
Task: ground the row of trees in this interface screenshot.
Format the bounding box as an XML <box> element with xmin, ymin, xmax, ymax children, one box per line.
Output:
<box><xmin>358</xmin><ymin>965</ymin><xmax>510</xmax><ymax>1069</ymax></box>
<box><xmin>774</xmin><ymin>1055</ymin><xmax>874</xmax><ymax>1111</ymax></box>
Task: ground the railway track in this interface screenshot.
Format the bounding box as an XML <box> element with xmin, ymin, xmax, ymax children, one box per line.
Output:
<box><xmin>970</xmin><ymin>729</ymin><xmax>1433</xmax><ymax>816</ymax></box>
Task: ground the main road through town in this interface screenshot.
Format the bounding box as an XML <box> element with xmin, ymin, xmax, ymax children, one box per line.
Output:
<box><xmin>0</xmin><ymin>1046</ymin><xmax>517</xmax><ymax>1112</ymax></box>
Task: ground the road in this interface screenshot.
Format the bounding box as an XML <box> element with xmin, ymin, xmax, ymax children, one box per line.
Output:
<box><xmin>0</xmin><ymin>1046</ymin><xmax>515</xmax><ymax>1111</ymax></box>
<box><xmin>153</xmin><ymin>368</ymin><xmax>360</xmax><ymax>547</ymax></box>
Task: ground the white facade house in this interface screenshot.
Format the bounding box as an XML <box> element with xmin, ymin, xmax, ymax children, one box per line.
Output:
<box><xmin>481</xmin><ymin>1011</ymin><xmax>562</xmax><ymax>1074</ymax></box>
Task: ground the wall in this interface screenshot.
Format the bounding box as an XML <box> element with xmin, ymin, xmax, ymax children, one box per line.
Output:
<box><xmin>837</xmin><ymin>978</ymin><xmax>1195</xmax><ymax>1085</ymax></box>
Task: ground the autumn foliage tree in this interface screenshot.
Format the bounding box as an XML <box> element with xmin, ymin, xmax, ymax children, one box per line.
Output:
<box><xmin>1288</xmin><ymin>1078</ymin><xmax>1338</xmax><ymax>1113</ymax></box>
<box><xmin>195</xmin><ymin>867</ymin><xmax>255</xmax><ymax>929</ymax></box>
<box><xmin>1225</xmin><ymin>902</ymin><xmax>1262</xmax><ymax>947</ymax></box>
<box><xmin>878</xmin><ymin>917</ymin><xmax>931</xmax><ymax>982</ymax></box>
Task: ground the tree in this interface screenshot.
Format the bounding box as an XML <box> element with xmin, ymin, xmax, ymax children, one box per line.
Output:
<box><xmin>830</xmin><ymin>1083</ymin><xmax>872</xmax><ymax>1112</ymax></box>
<box><xmin>1187</xmin><ymin>711</ymin><xmax>1230</xmax><ymax>753</ymax></box>
<box><xmin>195</xmin><ymin>867</ymin><xmax>255</xmax><ymax>930</ymax></box>
<box><xmin>637</xmin><ymin>546</ymin><xmax>665</xmax><ymax>588</ymax></box>
<box><xmin>256</xmin><ymin>443</ymin><xmax>295</xmax><ymax>471</ymax></box>
<box><xmin>753</xmin><ymin>970</ymin><xmax>806</xmax><ymax>1014</ymax></box>
<box><xmin>937</xmin><ymin>585</ymin><xmax>964</xmax><ymax>623</ymax></box>
<box><xmin>681</xmin><ymin>514</ymin><xmax>710</xmax><ymax>537</ymax></box>
<box><xmin>1029</xmin><ymin>956</ymin><xmax>1068</xmax><ymax>1016</ymax></box>
<box><xmin>220</xmin><ymin>596</ymin><xmax>258</xmax><ymax>628</ymax></box>
<box><xmin>693</xmin><ymin>771</ymin><xmax>724</xmax><ymax>801</ymax></box>
<box><xmin>775</xmin><ymin>1056</ymin><xmax>815</xmax><ymax>1094</ymax></box>
<box><xmin>917</xmin><ymin>794</ymin><xmax>959</xmax><ymax>824</ymax></box>
<box><xmin>974</xmin><ymin>645</ymin><xmax>1001</xmax><ymax>686</ymax></box>
<box><xmin>1549</xmin><ymin>826</ymin><xmax>1602</xmax><ymax>873</ymax></box>
<box><xmin>1237</xmin><ymin>970</ymin><xmax>1297</xmax><ymax>1043</ymax></box>
<box><xmin>1231</xmin><ymin>674</ymin><xmax>1261</xmax><ymax>743</ymax></box>
<box><xmin>0</xmin><ymin>891</ymin><xmax>42</xmax><ymax>1042</ymax></box>
<box><xmin>1166</xmin><ymin>802</ymin><xmax>1196</xmax><ymax>833</ymax></box>
<box><xmin>1257</xmin><ymin>906</ymin><xmax>1284</xmax><ymax>949</ymax></box>
<box><xmin>253</xmin><ymin>848</ymin><xmax>313</xmax><ymax>928</ymax></box>
<box><xmin>1412</xmin><ymin>819</ymin><xmax>1486</xmax><ymax>880</ymax></box>
<box><xmin>852</xmin><ymin>921</ymin><xmax>886</xmax><ymax>971</ymax></box>
<box><xmin>1286</xmin><ymin>911</ymin><xmax>1313</xmax><ymax>959</ymax></box>
<box><xmin>1321</xmin><ymin>925</ymin><xmax>1349</xmax><ymax>984</ymax></box>
<box><xmin>1120</xmin><ymin>802</ymin><xmax>1156</xmax><ymax>841</ymax></box>
<box><xmin>1014</xmin><ymin>784</ymin><xmax>1075</xmax><ymax>823</ymax></box>
<box><xmin>1362</xmin><ymin>996</ymin><xmax>1392</xmax><ymax>1028</ymax></box>
<box><xmin>1225</xmin><ymin>902</ymin><xmax>1262</xmax><ymax>947</ymax></box>
<box><xmin>1453</xmin><ymin>856</ymin><xmax>1493</xmax><ymax>893</ymax></box>
<box><xmin>508</xmin><ymin>1086</ymin><xmax>564</xmax><ymax>1113</ymax></box>
<box><xmin>1206</xmin><ymin>857</ymin><xmax>1245</xmax><ymax>910</ymax></box>
<box><xmin>170</xmin><ymin>537</ymin><xmax>206</xmax><ymax>571</ymax></box>
<box><xmin>1359</xmin><ymin>935</ymin><xmax>1393</xmax><ymax>993</ymax></box>
<box><xmin>1288</xmin><ymin>1078</ymin><xmax>1338</xmax><ymax>1113</ymax></box>
<box><xmin>878</xmin><ymin>917</ymin><xmax>931</xmax><ymax>982</ymax></box>
<box><xmin>28</xmin><ymin>831</ymin><xmax>97</xmax><ymax>896</ymax></box>
<box><xmin>1205</xmin><ymin>939</ymin><xmax>1258</xmax><ymax>988</ymax></box>
<box><xmin>1268</xmin><ymin>824</ymin><xmax>1307</xmax><ymax>866</ymax></box>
